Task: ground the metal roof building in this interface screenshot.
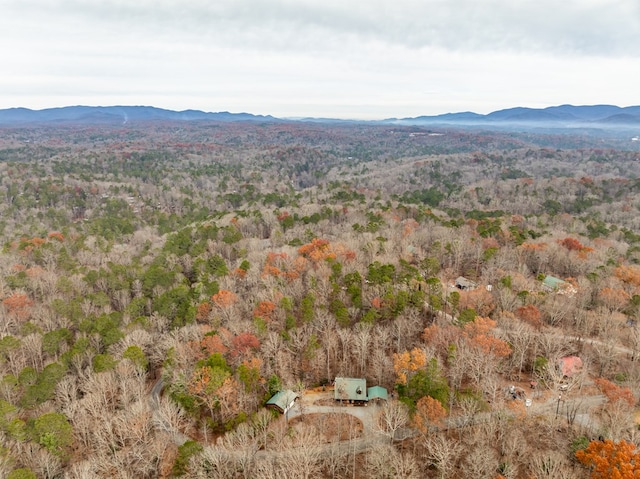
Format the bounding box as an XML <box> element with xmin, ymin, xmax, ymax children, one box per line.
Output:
<box><xmin>542</xmin><ymin>275</ymin><xmax>566</xmax><ymax>291</ymax></box>
<box><xmin>265</xmin><ymin>390</ymin><xmax>298</xmax><ymax>414</ymax></box>
<box><xmin>455</xmin><ymin>276</ymin><xmax>477</xmax><ymax>291</ymax></box>
<box><xmin>367</xmin><ymin>385</ymin><xmax>388</xmax><ymax>401</ymax></box>
<box><xmin>558</xmin><ymin>356</ymin><xmax>583</xmax><ymax>378</ymax></box>
<box><xmin>334</xmin><ymin>377</ymin><xmax>368</xmax><ymax>403</ymax></box>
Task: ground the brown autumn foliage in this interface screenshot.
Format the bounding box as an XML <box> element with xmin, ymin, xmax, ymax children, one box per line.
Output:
<box><xmin>515</xmin><ymin>304</ymin><xmax>543</xmax><ymax>329</ymax></box>
<box><xmin>520</xmin><ymin>241</ymin><xmax>547</xmax><ymax>251</ymax></box>
<box><xmin>423</xmin><ymin>323</ymin><xmax>463</xmax><ymax>356</ymax></box>
<box><xmin>402</xmin><ymin>218</ymin><xmax>419</xmax><ymax>237</ymax></box>
<box><xmin>558</xmin><ymin>237</ymin><xmax>586</xmax><ymax>251</ymax></box>
<box><xmin>2</xmin><ymin>292</ymin><xmax>33</xmax><ymax>321</ymax></box>
<box><xmin>615</xmin><ymin>265</ymin><xmax>640</xmax><ymax>287</ymax></box>
<box><xmin>253</xmin><ymin>300</ymin><xmax>277</xmax><ymax>321</ymax></box>
<box><xmin>211</xmin><ymin>289</ymin><xmax>238</xmax><ymax>308</ymax></box>
<box><xmin>599</xmin><ymin>287</ymin><xmax>630</xmax><ymax>311</ymax></box>
<box><xmin>463</xmin><ymin>316</ymin><xmax>512</xmax><ymax>358</ymax></box>
<box><xmin>413</xmin><ymin>395</ymin><xmax>447</xmax><ymax>433</ymax></box>
<box><xmin>230</xmin><ymin>332</ymin><xmax>261</xmax><ymax>358</ymax></box>
<box><xmin>594</xmin><ymin>378</ymin><xmax>636</xmax><ymax>406</ymax></box>
<box><xmin>195</xmin><ymin>301</ymin><xmax>212</xmax><ymax>321</ymax></box>
<box><xmin>458</xmin><ymin>288</ymin><xmax>496</xmax><ymax>317</ymax></box>
<box><xmin>25</xmin><ymin>266</ymin><xmax>44</xmax><ymax>278</ymax></box>
<box><xmin>199</xmin><ymin>334</ymin><xmax>228</xmax><ymax>356</ymax></box>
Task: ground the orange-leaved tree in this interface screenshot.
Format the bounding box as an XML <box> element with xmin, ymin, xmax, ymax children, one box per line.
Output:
<box><xmin>210</xmin><ymin>290</ymin><xmax>238</xmax><ymax>322</ymax></box>
<box><xmin>2</xmin><ymin>292</ymin><xmax>33</xmax><ymax>321</ymax></box>
<box><xmin>195</xmin><ymin>301</ymin><xmax>212</xmax><ymax>322</ymax></box>
<box><xmin>298</xmin><ymin>238</ymin><xmax>334</xmax><ymax>263</ymax></box>
<box><xmin>598</xmin><ymin>288</ymin><xmax>630</xmax><ymax>312</ymax></box>
<box><xmin>199</xmin><ymin>334</ymin><xmax>228</xmax><ymax>357</ymax></box>
<box><xmin>557</xmin><ymin>235</ymin><xmax>595</xmax><ymax>258</ymax></box>
<box><xmin>463</xmin><ymin>316</ymin><xmax>512</xmax><ymax>358</ymax></box>
<box><xmin>211</xmin><ymin>290</ymin><xmax>237</xmax><ymax>308</ymax></box>
<box><xmin>253</xmin><ymin>301</ymin><xmax>276</xmax><ymax>321</ymax></box>
<box><xmin>371</xmin><ymin>297</ymin><xmax>383</xmax><ymax>309</ymax></box>
<box><xmin>261</xmin><ymin>251</ymin><xmax>304</xmax><ymax>280</ymax></box>
<box><xmin>188</xmin><ymin>356</ymin><xmax>240</xmax><ymax>424</ymax></box>
<box><xmin>298</xmin><ymin>238</ymin><xmax>355</xmax><ymax>264</ymax></box>
<box><xmin>576</xmin><ymin>439</ymin><xmax>640</xmax><ymax>479</ymax></box>
<box><xmin>230</xmin><ymin>332</ymin><xmax>260</xmax><ymax>359</ymax></box>
<box><xmin>393</xmin><ymin>347</ymin><xmax>427</xmax><ymax>385</ymax></box>
<box><xmin>515</xmin><ymin>304</ymin><xmax>543</xmax><ymax>329</ymax></box>
<box><xmin>594</xmin><ymin>378</ymin><xmax>636</xmax><ymax>407</ymax></box>
<box><xmin>615</xmin><ymin>265</ymin><xmax>640</xmax><ymax>287</ymax></box>
<box><xmin>262</xmin><ymin>252</ymin><xmax>289</xmax><ymax>277</ymax></box>
<box><xmin>558</xmin><ymin>237</ymin><xmax>586</xmax><ymax>252</ymax></box>
<box><xmin>413</xmin><ymin>395</ymin><xmax>447</xmax><ymax>433</ymax></box>
<box><xmin>48</xmin><ymin>231</ymin><xmax>65</xmax><ymax>241</ymax></box>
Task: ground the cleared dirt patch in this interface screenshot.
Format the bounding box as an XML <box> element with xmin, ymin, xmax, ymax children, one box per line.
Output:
<box><xmin>289</xmin><ymin>413</ymin><xmax>364</xmax><ymax>442</ymax></box>
<box><xmin>314</xmin><ymin>397</ymin><xmax>339</xmax><ymax>406</ymax></box>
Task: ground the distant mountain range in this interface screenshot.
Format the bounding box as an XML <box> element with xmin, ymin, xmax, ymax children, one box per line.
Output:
<box><xmin>0</xmin><ymin>105</ymin><xmax>279</xmax><ymax>125</ymax></box>
<box><xmin>0</xmin><ymin>104</ymin><xmax>639</xmax><ymax>128</ymax></box>
<box><xmin>386</xmin><ymin>104</ymin><xmax>640</xmax><ymax>127</ymax></box>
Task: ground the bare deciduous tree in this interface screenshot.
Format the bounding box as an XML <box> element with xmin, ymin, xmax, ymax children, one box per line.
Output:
<box><xmin>365</xmin><ymin>443</ymin><xmax>420</xmax><ymax>479</ymax></box>
<box><xmin>529</xmin><ymin>450</ymin><xmax>578</xmax><ymax>479</ymax></box>
<box><xmin>423</xmin><ymin>435</ymin><xmax>461</xmax><ymax>479</ymax></box>
<box><xmin>599</xmin><ymin>399</ymin><xmax>636</xmax><ymax>442</ymax></box>
<box><xmin>460</xmin><ymin>446</ymin><xmax>498</xmax><ymax>479</ymax></box>
<box><xmin>220</xmin><ymin>422</ymin><xmax>259</xmax><ymax>479</ymax></box>
<box><xmin>187</xmin><ymin>446</ymin><xmax>233</xmax><ymax>479</ymax></box>
<box><xmin>152</xmin><ymin>396</ymin><xmax>190</xmax><ymax>437</ymax></box>
<box><xmin>377</xmin><ymin>400</ymin><xmax>409</xmax><ymax>443</ymax></box>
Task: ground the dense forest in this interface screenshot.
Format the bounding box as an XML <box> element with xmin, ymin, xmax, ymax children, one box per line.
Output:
<box><xmin>1</xmin><ymin>120</ymin><xmax>640</xmax><ymax>478</ymax></box>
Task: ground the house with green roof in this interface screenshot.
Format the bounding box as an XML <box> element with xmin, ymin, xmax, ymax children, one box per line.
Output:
<box><xmin>542</xmin><ymin>275</ymin><xmax>566</xmax><ymax>291</ymax></box>
<box><xmin>334</xmin><ymin>378</ymin><xmax>388</xmax><ymax>404</ymax></box>
<box><xmin>334</xmin><ymin>377</ymin><xmax>368</xmax><ymax>403</ymax></box>
<box><xmin>266</xmin><ymin>390</ymin><xmax>298</xmax><ymax>414</ymax></box>
<box><xmin>542</xmin><ymin>275</ymin><xmax>577</xmax><ymax>296</ymax></box>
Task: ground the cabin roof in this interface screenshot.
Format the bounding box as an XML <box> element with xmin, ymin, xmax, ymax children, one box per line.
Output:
<box><xmin>367</xmin><ymin>385</ymin><xmax>388</xmax><ymax>400</ymax></box>
<box><xmin>334</xmin><ymin>377</ymin><xmax>367</xmax><ymax>401</ymax></box>
<box><xmin>266</xmin><ymin>389</ymin><xmax>298</xmax><ymax>413</ymax></box>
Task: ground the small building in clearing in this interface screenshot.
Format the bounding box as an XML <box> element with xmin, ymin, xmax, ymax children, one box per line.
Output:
<box><xmin>266</xmin><ymin>390</ymin><xmax>298</xmax><ymax>414</ymax></box>
<box><xmin>542</xmin><ymin>275</ymin><xmax>566</xmax><ymax>291</ymax></box>
<box><xmin>558</xmin><ymin>356</ymin><xmax>583</xmax><ymax>378</ymax></box>
<box><xmin>455</xmin><ymin>276</ymin><xmax>477</xmax><ymax>291</ymax></box>
<box><xmin>542</xmin><ymin>275</ymin><xmax>577</xmax><ymax>296</ymax></box>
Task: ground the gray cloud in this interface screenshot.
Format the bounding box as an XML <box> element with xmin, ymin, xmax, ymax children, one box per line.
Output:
<box><xmin>1</xmin><ymin>0</ymin><xmax>639</xmax><ymax>117</ymax></box>
<box><xmin>20</xmin><ymin>0</ymin><xmax>639</xmax><ymax>57</ymax></box>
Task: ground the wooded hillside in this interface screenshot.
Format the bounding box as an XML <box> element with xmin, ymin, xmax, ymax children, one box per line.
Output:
<box><xmin>0</xmin><ymin>121</ymin><xmax>639</xmax><ymax>478</ymax></box>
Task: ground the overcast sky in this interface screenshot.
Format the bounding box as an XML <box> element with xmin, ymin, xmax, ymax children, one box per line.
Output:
<box><xmin>1</xmin><ymin>0</ymin><xmax>639</xmax><ymax>119</ymax></box>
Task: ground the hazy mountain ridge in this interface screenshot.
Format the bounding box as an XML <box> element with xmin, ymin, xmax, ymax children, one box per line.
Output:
<box><xmin>0</xmin><ymin>105</ymin><xmax>279</xmax><ymax>125</ymax></box>
<box><xmin>0</xmin><ymin>104</ymin><xmax>639</xmax><ymax>128</ymax></box>
<box><xmin>391</xmin><ymin>104</ymin><xmax>640</xmax><ymax>126</ymax></box>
